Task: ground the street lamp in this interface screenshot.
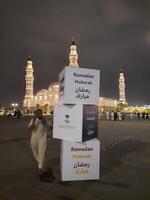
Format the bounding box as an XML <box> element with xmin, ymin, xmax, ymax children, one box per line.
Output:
<box><xmin>11</xmin><ymin>103</ymin><xmax>19</xmax><ymax>110</ymax></box>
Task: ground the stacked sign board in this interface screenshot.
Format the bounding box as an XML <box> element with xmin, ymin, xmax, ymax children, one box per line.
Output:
<box><xmin>59</xmin><ymin>67</ymin><xmax>100</xmax><ymax>105</ymax></box>
<box><xmin>61</xmin><ymin>139</ymin><xmax>100</xmax><ymax>181</ymax></box>
<box><xmin>53</xmin><ymin>66</ymin><xmax>100</xmax><ymax>181</ymax></box>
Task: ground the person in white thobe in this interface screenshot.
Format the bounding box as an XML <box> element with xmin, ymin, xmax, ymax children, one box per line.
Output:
<box><xmin>118</xmin><ymin>112</ymin><xmax>122</xmax><ymax>121</ymax></box>
<box><xmin>110</xmin><ymin>111</ymin><xmax>114</xmax><ymax>121</ymax></box>
<box><xmin>106</xmin><ymin>111</ymin><xmax>110</xmax><ymax>120</ymax></box>
<box><xmin>28</xmin><ymin>109</ymin><xmax>50</xmax><ymax>174</ymax></box>
<box><xmin>130</xmin><ymin>112</ymin><xmax>133</xmax><ymax>119</ymax></box>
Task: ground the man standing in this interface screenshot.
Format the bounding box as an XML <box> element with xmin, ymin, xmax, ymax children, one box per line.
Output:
<box><xmin>106</xmin><ymin>111</ymin><xmax>110</xmax><ymax>120</ymax></box>
<box><xmin>118</xmin><ymin>111</ymin><xmax>122</xmax><ymax>121</ymax></box>
<box><xmin>114</xmin><ymin>112</ymin><xmax>118</xmax><ymax>121</ymax></box>
<box><xmin>28</xmin><ymin>109</ymin><xmax>50</xmax><ymax>176</ymax></box>
<box><xmin>110</xmin><ymin>111</ymin><xmax>114</xmax><ymax>121</ymax></box>
<box><xmin>137</xmin><ymin>112</ymin><xmax>140</xmax><ymax>120</ymax></box>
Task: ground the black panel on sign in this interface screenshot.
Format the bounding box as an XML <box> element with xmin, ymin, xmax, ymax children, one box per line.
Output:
<box><xmin>82</xmin><ymin>105</ymin><xmax>98</xmax><ymax>142</ymax></box>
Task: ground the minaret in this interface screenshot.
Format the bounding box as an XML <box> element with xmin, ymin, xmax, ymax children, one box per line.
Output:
<box><xmin>69</xmin><ymin>38</ymin><xmax>79</xmax><ymax>67</ymax></box>
<box><xmin>119</xmin><ymin>68</ymin><xmax>126</xmax><ymax>105</ymax></box>
<box><xmin>24</xmin><ymin>55</ymin><xmax>34</xmax><ymax>109</ymax></box>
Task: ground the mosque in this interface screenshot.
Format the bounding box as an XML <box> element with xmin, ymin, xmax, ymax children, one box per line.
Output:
<box><xmin>23</xmin><ymin>40</ymin><xmax>127</xmax><ymax>114</ymax></box>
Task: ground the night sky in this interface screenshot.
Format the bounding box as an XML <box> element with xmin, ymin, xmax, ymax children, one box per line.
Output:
<box><xmin>1</xmin><ymin>0</ymin><xmax>150</xmax><ymax>106</ymax></box>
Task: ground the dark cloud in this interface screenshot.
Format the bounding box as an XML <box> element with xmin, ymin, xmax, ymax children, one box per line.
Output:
<box><xmin>0</xmin><ymin>0</ymin><xmax>150</xmax><ymax>106</ymax></box>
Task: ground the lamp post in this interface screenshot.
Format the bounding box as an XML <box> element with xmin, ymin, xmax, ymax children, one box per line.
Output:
<box><xmin>11</xmin><ymin>103</ymin><xmax>19</xmax><ymax>111</ymax></box>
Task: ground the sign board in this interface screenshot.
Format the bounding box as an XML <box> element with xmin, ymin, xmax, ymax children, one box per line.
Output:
<box><xmin>53</xmin><ymin>104</ymin><xmax>98</xmax><ymax>142</ymax></box>
<box><xmin>59</xmin><ymin>67</ymin><xmax>100</xmax><ymax>105</ymax></box>
<box><xmin>61</xmin><ymin>139</ymin><xmax>100</xmax><ymax>181</ymax></box>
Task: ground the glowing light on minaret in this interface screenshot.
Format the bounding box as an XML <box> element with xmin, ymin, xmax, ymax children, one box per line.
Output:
<box><xmin>24</xmin><ymin>55</ymin><xmax>34</xmax><ymax>107</ymax></box>
<box><xmin>69</xmin><ymin>38</ymin><xmax>79</xmax><ymax>67</ymax></box>
<box><xmin>119</xmin><ymin>69</ymin><xmax>126</xmax><ymax>105</ymax></box>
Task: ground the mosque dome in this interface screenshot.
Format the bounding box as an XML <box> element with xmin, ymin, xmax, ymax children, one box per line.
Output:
<box><xmin>48</xmin><ymin>82</ymin><xmax>59</xmax><ymax>92</ymax></box>
<box><xmin>36</xmin><ymin>89</ymin><xmax>48</xmax><ymax>96</ymax></box>
<box><xmin>47</xmin><ymin>82</ymin><xmax>59</xmax><ymax>101</ymax></box>
<box><xmin>36</xmin><ymin>89</ymin><xmax>48</xmax><ymax>100</ymax></box>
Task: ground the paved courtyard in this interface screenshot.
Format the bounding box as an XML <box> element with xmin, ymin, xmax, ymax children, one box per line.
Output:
<box><xmin>0</xmin><ymin>116</ymin><xmax>150</xmax><ymax>200</ymax></box>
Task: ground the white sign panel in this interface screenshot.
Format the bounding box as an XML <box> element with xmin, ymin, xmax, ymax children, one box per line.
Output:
<box><xmin>53</xmin><ymin>104</ymin><xmax>98</xmax><ymax>142</ymax></box>
<box><xmin>61</xmin><ymin>139</ymin><xmax>100</xmax><ymax>181</ymax></box>
<box><xmin>59</xmin><ymin>67</ymin><xmax>100</xmax><ymax>105</ymax></box>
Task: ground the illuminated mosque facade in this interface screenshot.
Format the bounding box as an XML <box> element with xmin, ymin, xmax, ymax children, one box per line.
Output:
<box><xmin>23</xmin><ymin>40</ymin><xmax>127</xmax><ymax>113</ymax></box>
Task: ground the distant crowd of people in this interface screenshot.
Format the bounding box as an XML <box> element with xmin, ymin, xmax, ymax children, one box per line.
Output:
<box><xmin>101</xmin><ymin>111</ymin><xmax>150</xmax><ymax>121</ymax></box>
<box><xmin>137</xmin><ymin>111</ymin><xmax>149</xmax><ymax>120</ymax></box>
<box><xmin>105</xmin><ymin>111</ymin><xmax>125</xmax><ymax>121</ymax></box>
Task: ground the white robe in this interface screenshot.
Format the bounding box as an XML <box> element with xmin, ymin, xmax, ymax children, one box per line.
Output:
<box><xmin>28</xmin><ymin>118</ymin><xmax>49</xmax><ymax>169</ymax></box>
<box><xmin>118</xmin><ymin>112</ymin><xmax>122</xmax><ymax>121</ymax></box>
<box><xmin>111</xmin><ymin>112</ymin><xmax>114</xmax><ymax>121</ymax></box>
<box><xmin>106</xmin><ymin>111</ymin><xmax>110</xmax><ymax>120</ymax></box>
